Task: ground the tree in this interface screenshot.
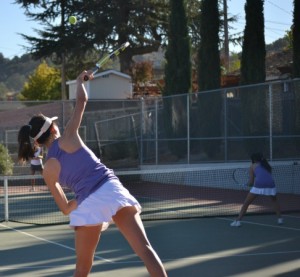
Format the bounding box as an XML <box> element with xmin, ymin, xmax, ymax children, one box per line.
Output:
<box><xmin>15</xmin><ymin>0</ymin><xmax>82</xmax><ymax>99</ymax></box>
<box><xmin>292</xmin><ymin>0</ymin><xmax>300</xmax><ymax>135</ymax></box>
<box><xmin>87</xmin><ymin>0</ymin><xmax>169</xmax><ymax>73</ymax></box>
<box><xmin>131</xmin><ymin>61</ymin><xmax>153</xmax><ymax>93</ymax></box>
<box><xmin>0</xmin><ymin>83</ymin><xmax>9</xmax><ymax>100</ymax></box>
<box><xmin>240</xmin><ymin>0</ymin><xmax>266</xmax><ymax>84</ymax></box>
<box><xmin>196</xmin><ymin>0</ymin><xmax>222</xmax><ymax>159</ymax></box>
<box><xmin>163</xmin><ymin>0</ymin><xmax>191</xmax><ymax>158</ymax></box>
<box><xmin>6</xmin><ymin>73</ymin><xmax>26</xmax><ymax>93</ymax></box>
<box><xmin>198</xmin><ymin>0</ymin><xmax>220</xmax><ymax>91</ymax></box>
<box><xmin>293</xmin><ymin>0</ymin><xmax>300</xmax><ymax>77</ymax></box>
<box><xmin>15</xmin><ymin>0</ymin><xmax>169</xmax><ymax>97</ymax></box>
<box><xmin>19</xmin><ymin>61</ymin><xmax>61</xmax><ymax>100</ymax></box>
<box><xmin>164</xmin><ymin>0</ymin><xmax>191</xmax><ymax>96</ymax></box>
<box><xmin>187</xmin><ymin>0</ymin><xmax>240</xmax><ymax>56</ymax></box>
<box><xmin>240</xmin><ymin>0</ymin><xmax>267</xmax><ymax>153</ymax></box>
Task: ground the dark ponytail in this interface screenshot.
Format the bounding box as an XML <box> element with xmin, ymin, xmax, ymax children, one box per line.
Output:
<box><xmin>18</xmin><ymin>125</ymin><xmax>34</xmax><ymax>163</ymax></box>
<box><xmin>251</xmin><ymin>152</ymin><xmax>272</xmax><ymax>173</ymax></box>
<box><xmin>18</xmin><ymin>114</ymin><xmax>53</xmax><ymax>163</ymax></box>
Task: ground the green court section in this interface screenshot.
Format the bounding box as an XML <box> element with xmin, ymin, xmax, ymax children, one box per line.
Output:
<box><xmin>1</xmin><ymin>214</ymin><xmax>300</xmax><ymax>276</ymax></box>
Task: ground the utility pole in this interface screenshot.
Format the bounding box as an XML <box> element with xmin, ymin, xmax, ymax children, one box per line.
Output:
<box><xmin>223</xmin><ymin>0</ymin><xmax>230</xmax><ymax>72</ymax></box>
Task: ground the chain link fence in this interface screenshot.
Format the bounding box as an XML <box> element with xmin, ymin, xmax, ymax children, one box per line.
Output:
<box><xmin>1</xmin><ymin>79</ymin><xmax>300</xmax><ymax>174</ymax></box>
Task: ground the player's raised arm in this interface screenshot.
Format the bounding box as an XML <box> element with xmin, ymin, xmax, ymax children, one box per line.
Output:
<box><xmin>63</xmin><ymin>71</ymin><xmax>93</xmax><ymax>139</ymax></box>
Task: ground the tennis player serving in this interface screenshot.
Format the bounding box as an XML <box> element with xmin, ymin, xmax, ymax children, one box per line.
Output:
<box><xmin>230</xmin><ymin>152</ymin><xmax>283</xmax><ymax>227</ymax></box>
<box><xmin>18</xmin><ymin>71</ymin><xmax>167</xmax><ymax>277</ymax></box>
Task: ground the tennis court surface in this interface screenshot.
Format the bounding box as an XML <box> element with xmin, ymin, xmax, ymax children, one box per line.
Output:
<box><xmin>1</xmin><ymin>163</ymin><xmax>300</xmax><ymax>276</ymax></box>
<box><xmin>1</xmin><ymin>214</ymin><xmax>300</xmax><ymax>277</ymax></box>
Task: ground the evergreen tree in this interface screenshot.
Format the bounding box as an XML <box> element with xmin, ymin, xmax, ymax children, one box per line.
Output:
<box><xmin>292</xmin><ymin>0</ymin><xmax>300</xmax><ymax>134</ymax></box>
<box><xmin>240</xmin><ymin>0</ymin><xmax>267</xmax><ymax>153</ymax></box>
<box><xmin>196</xmin><ymin>0</ymin><xmax>222</xmax><ymax>159</ymax></box>
<box><xmin>198</xmin><ymin>0</ymin><xmax>220</xmax><ymax>91</ymax></box>
<box><xmin>163</xmin><ymin>0</ymin><xmax>191</xmax><ymax>158</ymax></box>
<box><xmin>15</xmin><ymin>0</ymin><xmax>169</xmax><ymax>97</ymax></box>
<box><xmin>240</xmin><ymin>0</ymin><xmax>266</xmax><ymax>84</ymax></box>
<box><xmin>15</xmin><ymin>0</ymin><xmax>79</xmax><ymax>99</ymax></box>
<box><xmin>164</xmin><ymin>0</ymin><xmax>191</xmax><ymax>96</ymax></box>
<box><xmin>293</xmin><ymin>0</ymin><xmax>300</xmax><ymax>77</ymax></box>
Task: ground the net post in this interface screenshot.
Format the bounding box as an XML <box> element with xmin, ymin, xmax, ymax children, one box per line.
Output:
<box><xmin>155</xmin><ymin>98</ymin><xmax>158</xmax><ymax>165</ymax></box>
<box><xmin>223</xmin><ymin>88</ymin><xmax>228</xmax><ymax>161</ymax></box>
<box><xmin>4</xmin><ymin>177</ymin><xmax>9</xmax><ymax>222</ymax></box>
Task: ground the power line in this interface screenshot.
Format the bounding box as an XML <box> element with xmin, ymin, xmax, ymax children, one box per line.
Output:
<box><xmin>265</xmin><ymin>20</ymin><xmax>292</xmax><ymax>26</ymax></box>
<box><xmin>266</xmin><ymin>0</ymin><xmax>293</xmax><ymax>16</ymax></box>
<box><xmin>236</xmin><ymin>19</ymin><xmax>291</xmax><ymax>26</ymax></box>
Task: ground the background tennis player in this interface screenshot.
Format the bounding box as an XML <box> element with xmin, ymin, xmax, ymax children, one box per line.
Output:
<box><xmin>230</xmin><ymin>152</ymin><xmax>283</xmax><ymax>227</ymax></box>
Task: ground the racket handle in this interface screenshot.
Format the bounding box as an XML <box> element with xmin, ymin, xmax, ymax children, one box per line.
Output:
<box><xmin>84</xmin><ymin>67</ymin><xmax>99</xmax><ymax>81</ymax></box>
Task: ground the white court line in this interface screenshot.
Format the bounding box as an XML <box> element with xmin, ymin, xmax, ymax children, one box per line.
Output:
<box><xmin>0</xmin><ymin>265</ymin><xmax>74</xmax><ymax>270</ymax></box>
<box><xmin>0</xmin><ymin>223</ymin><xmax>112</xmax><ymax>263</ymax></box>
<box><xmin>165</xmin><ymin>249</ymin><xmax>300</xmax><ymax>261</ymax></box>
<box><xmin>284</xmin><ymin>214</ymin><xmax>300</xmax><ymax>219</ymax></box>
<box><xmin>217</xmin><ymin>217</ymin><xmax>300</xmax><ymax>231</ymax></box>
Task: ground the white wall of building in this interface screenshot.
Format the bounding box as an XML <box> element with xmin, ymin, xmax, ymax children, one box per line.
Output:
<box><xmin>67</xmin><ymin>70</ymin><xmax>132</xmax><ymax>100</ymax></box>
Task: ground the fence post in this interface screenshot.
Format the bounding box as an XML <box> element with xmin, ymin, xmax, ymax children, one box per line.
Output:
<box><xmin>4</xmin><ymin>177</ymin><xmax>9</xmax><ymax>222</ymax></box>
<box><xmin>155</xmin><ymin>98</ymin><xmax>158</xmax><ymax>165</ymax></box>
<box><xmin>187</xmin><ymin>94</ymin><xmax>190</xmax><ymax>164</ymax></box>
<box><xmin>140</xmin><ymin>98</ymin><xmax>144</xmax><ymax>165</ymax></box>
<box><xmin>269</xmin><ymin>84</ymin><xmax>273</xmax><ymax>161</ymax></box>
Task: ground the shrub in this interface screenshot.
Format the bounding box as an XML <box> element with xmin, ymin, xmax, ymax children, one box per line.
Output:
<box><xmin>0</xmin><ymin>143</ymin><xmax>14</xmax><ymax>175</ymax></box>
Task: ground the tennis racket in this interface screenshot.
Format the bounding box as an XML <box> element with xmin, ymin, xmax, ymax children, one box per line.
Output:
<box><xmin>84</xmin><ymin>41</ymin><xmax>130</xmax><ymax>81</ymax></box>
<box><xmin>233</xmin><ymin>168</ymin><xmax>249</xmax><ymax>188</ymax></box>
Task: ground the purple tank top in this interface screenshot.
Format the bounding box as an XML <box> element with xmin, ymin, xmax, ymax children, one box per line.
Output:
<box><xmin>46</xmin><ymin>139</ymin><xmax>118</xmax><ymax>205</ymax></box>
<box><xmin>253</xmin><ymin>164</ymin><xmax>275</xmax><ymax>188</ymax></box>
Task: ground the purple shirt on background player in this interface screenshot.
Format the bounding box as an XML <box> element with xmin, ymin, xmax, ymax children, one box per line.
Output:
<box><xmin>252</xmin><ymin>164</ymin><xmax>275</xmax><ymax>189</ymax></box>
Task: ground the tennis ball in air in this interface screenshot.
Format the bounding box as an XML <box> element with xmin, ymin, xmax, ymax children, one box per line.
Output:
<box><xmin>69</xmin><ymin>16</ymin><xmax>77</xmax><ymax>25</ymax></box>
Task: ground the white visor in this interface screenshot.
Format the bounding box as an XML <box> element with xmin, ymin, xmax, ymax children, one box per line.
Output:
<box><xmin>33</xmin><ymin>116</ymin><xmax>58</xmax><ymax>140</ymax></box>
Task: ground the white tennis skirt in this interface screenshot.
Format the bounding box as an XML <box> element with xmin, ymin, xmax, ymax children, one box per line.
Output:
<box><xmin>250</xmin><ymin>186</ymin><xmax>277</xmax><ymax>196</ymax></box>
<box><xmin>69</xmin><ymin>179</ymin><xmax>141</xmax><ymax>231</ymax></box>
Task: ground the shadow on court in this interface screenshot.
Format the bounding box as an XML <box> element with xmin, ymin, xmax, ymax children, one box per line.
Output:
<box><xmin>1</xmin><ymin>213</ymin><xmax>300</xmax><ymax>277</ymax></box>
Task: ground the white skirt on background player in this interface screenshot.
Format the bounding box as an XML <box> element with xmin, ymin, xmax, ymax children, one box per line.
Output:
<box><xmin>250</xmin><ymin>186</ymin><xmax>276</xmax><ymax>196</ymax></box>
<box><xmin>69</xmin><ymin>179</ymin><xmax>141</xmax><ymax>231</ymax></box>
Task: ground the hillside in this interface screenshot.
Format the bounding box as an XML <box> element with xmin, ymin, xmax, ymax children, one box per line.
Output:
<box><xmin>0</xmin><ymin>53</ymin><xmax>40</xmax><ymax>99</ymax></box>
<box><xmin>266</xmin><ymin>48</ymin><xmax>293</xmax><ymax>79</ymax></box>
<box><xmin>0</xmin><ymin>37</ymin><xmax>293</xmax><ymax>100</ymax></box>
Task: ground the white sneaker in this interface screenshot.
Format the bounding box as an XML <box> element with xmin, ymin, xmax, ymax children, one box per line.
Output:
<box><xmin>277</xmin><ymin>218</ymin><xmax>283</xmax><ymax>225</ymax></box>
<box><xmin>230</xmin><ymin>220</ymin><xmax>241</xmax><ymax>227</ymax></box>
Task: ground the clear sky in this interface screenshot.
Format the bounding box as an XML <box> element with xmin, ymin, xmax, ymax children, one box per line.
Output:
<box><xmin>0</xmin><ymin>0</ymin><xmax>294</xmax><ymax>59</ymax></box>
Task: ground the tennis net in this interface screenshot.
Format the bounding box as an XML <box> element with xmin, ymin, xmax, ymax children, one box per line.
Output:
<box><xmin>1</xmin><ymin>162</ymin><xmax>299</xmax><ymax>225</ymax></box>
